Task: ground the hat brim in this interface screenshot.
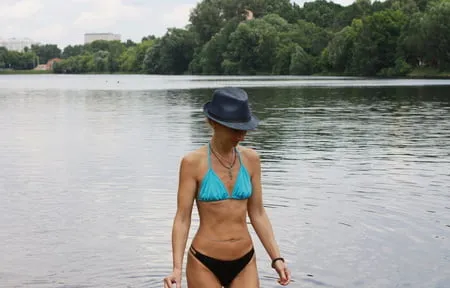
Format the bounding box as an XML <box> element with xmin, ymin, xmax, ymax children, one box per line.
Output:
<box><xmin>203</xmin><ymin>102</ymin><xmax>259</xmax><ymax>131</ymax></box>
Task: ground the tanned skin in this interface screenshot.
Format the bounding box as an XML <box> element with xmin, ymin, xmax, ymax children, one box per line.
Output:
<box><xmin>164</xmin><ymin>119</ymin><xmax>291</xmax><ymax>288</ymax></box>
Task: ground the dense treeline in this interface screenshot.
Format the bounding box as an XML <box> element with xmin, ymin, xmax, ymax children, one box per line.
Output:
<box><xmin>1</xmin><ymin>0</ymin><xmax>449</xmax><ymax>76</ymax></box>
<box><xmin>0</xmin><ymin>44</ymin><xmax>61</xmax><ymax>70</ymax></box>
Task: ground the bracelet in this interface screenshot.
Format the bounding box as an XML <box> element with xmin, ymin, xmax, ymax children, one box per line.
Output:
<box><xmin>271</xmin><ymin>257</ymin><xmax>285</xmax><ymax>268</ymax></box>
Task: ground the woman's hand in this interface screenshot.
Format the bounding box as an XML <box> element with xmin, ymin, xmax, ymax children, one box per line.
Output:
<box><xmin>163</xmin><ymin>268</ymin><xmax>182</xmax><ymax>288</ymax></box>
<box><xmin>273</xmin><ymin>259</ymin><xmax>291</xmax><ymax>286</ymax></box>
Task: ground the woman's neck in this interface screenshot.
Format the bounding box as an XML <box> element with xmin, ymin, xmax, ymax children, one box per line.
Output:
<box><xmin>210</xmin><ymin>135</ymin><xmax>234</xmax><ymax>157</ymax></box>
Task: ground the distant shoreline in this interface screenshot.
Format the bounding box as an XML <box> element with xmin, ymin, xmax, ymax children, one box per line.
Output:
<box><xmin>0</xmin><ymin>70</ymin><xmax>54</xmax><ymax>75</ymax></box>
<box><xmin>1</xmin><ymin>69</ymin><xmax>450</xmax><ymax>79</ymax></box>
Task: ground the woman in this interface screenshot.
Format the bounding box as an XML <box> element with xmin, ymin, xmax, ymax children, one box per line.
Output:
<box><xmin>164</xmin><ymin>87</ymin><xmax>291</xmax><ymax>288</ymax></box>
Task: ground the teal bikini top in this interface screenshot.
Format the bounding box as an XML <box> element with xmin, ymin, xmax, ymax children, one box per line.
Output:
<box><xmin>197</xmin><ymin>143</ymin><xmax>253</xmax><ymax>202</ymax></box>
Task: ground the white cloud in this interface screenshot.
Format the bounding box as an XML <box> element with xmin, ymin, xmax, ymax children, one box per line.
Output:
<box><xmin>73</xmin><ymin>0</ymin><xmax>142</xmax><ymax>30</ymax></box>
<box><xmin>0</xmin><ymin>0</ymin><xmax>43</xmax><ymax>20</ymax></box>
<box><xmin>161</xmin><ymin>4</ymin><xmax>194</xmax><ymax>29</ymax></box>
<box><xmin>1</xmin><ymin>24</ymin><xmax>15</xmax><ymax>36</ymax></box>
<box><xmin>32</xmin><ymin>24</ymin><xmax>65</xmax><ymax>43</ymax></box>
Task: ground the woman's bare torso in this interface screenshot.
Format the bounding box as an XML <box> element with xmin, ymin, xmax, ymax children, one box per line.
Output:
<box><xmin>190</xmin><ymin>145</ymin><xmax>254</xmax><ymax>260</ymax></box>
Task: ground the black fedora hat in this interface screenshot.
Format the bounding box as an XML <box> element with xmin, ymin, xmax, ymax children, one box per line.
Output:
<box><xmin>203</xmin><ymin>87</ymin><xmax>259</xmax><ymax>131</ymax></box>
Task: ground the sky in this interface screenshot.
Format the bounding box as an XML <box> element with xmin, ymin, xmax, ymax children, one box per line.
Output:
<box><xmin>0</xmin><ymin>0</ymin><xmax>358</xmax><ymax>49</ymax></box>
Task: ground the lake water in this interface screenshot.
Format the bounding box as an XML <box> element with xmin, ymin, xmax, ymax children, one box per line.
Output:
<box><xmin>0</xmin><ymin>74</ymin><xmax>449</xmax><ymax>288</ymax></box>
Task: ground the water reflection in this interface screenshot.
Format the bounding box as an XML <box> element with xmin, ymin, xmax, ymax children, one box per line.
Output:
<box><xmin>0</xmin><ymin>79</ymin><xmax>449</xmax><ymax>288</ymax></box>
<box><xmin>184</xmin><ymin>86</ymin><xmax>450</xmax><ymax>287</ymax></box>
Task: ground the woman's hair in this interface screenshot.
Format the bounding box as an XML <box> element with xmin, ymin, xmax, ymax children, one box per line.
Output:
<box><xmin>205</xmin><ymin>117</ymin><xmax>225</xmax><ymax>133</ymax></box>
<box><xmin>205</xmin><ymin>117</ymin><xmax>214</xmax><ymax>131</ymax></box>
<box><xmin>205</xmin><ymin>117</ymin><xmax>217</xmax><ymax>127</ymax></box>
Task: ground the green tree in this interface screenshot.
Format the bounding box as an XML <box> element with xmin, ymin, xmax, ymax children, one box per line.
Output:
<box><xmin>421</xmin><ymin>0</ymin><xmax>450</xmax><ymax>70</ymax></box>
<box><xmin>326</xmin><ymin>19</ymin><xmax>362</xmax><ymax>73</ymax></box>
<box><xmin>44</xmin><ymin>0</ymin><xmax>450</xmax><ymax>76</ymax></box>
<box><xmin>0</xmin><ymin>47</ymin><xmax>7</xmax><ymax>68</ymax></box>
<box><xmin>30</xmin><ymin>44</ymin><xmax>61</xmax><ymax>64</ymax></box>
<box><xmin>62</xmin><ymin>45</ymin><xmax>85</xmax><ymax>58</ymax></box>
<box><xmin>224</xmin><ymin>15</ymin><xmax>284</xmax><ymax>74</ymax></box>
<box><xmin>350</xmin><ymin>9</ymin><xmax>408</xmax><ymax>75</ymax></box>
<box><xmin>143</xmin><ymin>29</ymin><xmax>195</xmax><ymax>74</ymax></box>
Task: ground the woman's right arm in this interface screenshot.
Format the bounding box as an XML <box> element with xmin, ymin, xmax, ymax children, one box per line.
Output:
<box><xmin>171</xmin><ymin>154</ymin><xmax>197</xmax><ymax>273</ymax></box>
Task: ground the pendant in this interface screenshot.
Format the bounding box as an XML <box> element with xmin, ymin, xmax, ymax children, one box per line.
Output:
<box><xmin>228</xmin><ymin>169</ymin><xmax>233</xmax><ymax>180</ymax></box>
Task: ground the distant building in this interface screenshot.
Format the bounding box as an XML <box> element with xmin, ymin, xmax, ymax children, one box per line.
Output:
<box><xmin>0</xmin><ymin>37</ymin><xmax>39</xmax><ymax>52</ymax></box>
<box><xmin>84</xmin><ymin>33</ymin><xmax>121</xmax><ymax>44</ymax></box>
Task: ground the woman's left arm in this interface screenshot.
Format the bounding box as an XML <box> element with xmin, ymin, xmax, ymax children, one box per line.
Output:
<box><xmin>246</xmin><ymin>148</ymin><xmax>291</xmax><ymax>285</ymax></box>
<box><xmin>246</xmin><ymin>148</ymin><xmax>281</xmax><ymax>260</ymax></box>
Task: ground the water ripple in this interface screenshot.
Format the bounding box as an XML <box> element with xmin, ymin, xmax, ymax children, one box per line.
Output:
<box><xmin>1</xmin><ymin>79</ymin><xmax>449</xmax><ymax>288</ymax></box>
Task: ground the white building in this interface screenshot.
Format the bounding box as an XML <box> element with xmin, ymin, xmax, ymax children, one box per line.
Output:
<box><xmin>84</xmin><ymin>33</ymin><xmax>121</xmax><ymax>44</ymax></box>
<box><xmin>0</xmin><ymin>37</ymin><xmax>39</xmax><ymax>52</ymax></box>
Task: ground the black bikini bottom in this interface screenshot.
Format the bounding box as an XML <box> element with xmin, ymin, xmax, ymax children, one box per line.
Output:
<box><xmin>190</xmin><ymin>245</ymin><xmax>255</xmax><ymax>287</ymax></box>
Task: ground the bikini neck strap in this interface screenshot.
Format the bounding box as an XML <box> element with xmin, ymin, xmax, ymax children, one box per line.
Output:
<box><xmin>207</xmin><ymin>142</ymin><xmax>212</xmax><ymax>168</ymax></box>
<box><xmin>208</xmin><ymin>142</ymin><xmax>241</xmax><ymax>166</ymax></box>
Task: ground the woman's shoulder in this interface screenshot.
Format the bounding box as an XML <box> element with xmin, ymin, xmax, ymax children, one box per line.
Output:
<box><xmin>237</xmin><ymin>145</ymin><xmax>261</xmax><ymax>177</ymax></box>
<box><xmin>237</xmin><ymin>145</ymin><xmax>260</xmax><ymax>162</ymax></box>
<box><xmin>180</xmin><ymin>145</ymin><xmax>208</xmax><ymax>166</ymax></box>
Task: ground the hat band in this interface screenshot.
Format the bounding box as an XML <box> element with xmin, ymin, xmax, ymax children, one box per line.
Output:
<box><xmin>208</xmin><ymin>110</ymin><xmax>251</xmax><ymax>123</ymax></box>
